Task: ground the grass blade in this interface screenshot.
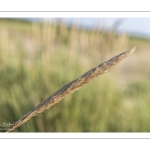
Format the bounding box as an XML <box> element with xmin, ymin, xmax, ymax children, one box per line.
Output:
<box><xmin>6</xmin><ymin>46</ymin><xmax>136</xmax><ymax>132</ymax></box>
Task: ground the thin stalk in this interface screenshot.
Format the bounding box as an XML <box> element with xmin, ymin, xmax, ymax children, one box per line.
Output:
<box><xmin>7</xmin><ymin>47</ymin><xmax>136</xmax><ymax>132</ymax></box>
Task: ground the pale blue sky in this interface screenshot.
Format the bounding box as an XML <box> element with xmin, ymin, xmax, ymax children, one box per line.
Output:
<box><xmin>61</xmin><ymin>18</ymin><xmax>150</xmax><ymax>39</ymax></box>
<box><xmin>23</xmin><ymin>18</ymin><xmax>150</xmax><ymax>39</ymax></box>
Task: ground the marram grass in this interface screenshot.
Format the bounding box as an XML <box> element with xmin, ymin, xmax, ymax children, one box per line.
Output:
<box><xmin>7</xmin><ymin>47</ymin><xmax>136</xmax><ymax>132</ymax></box>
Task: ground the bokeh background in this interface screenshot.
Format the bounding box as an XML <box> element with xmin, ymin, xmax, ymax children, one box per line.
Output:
<box><xmin>0</xmin><ymin>18</ymin><xmax>150</xmax><ymax>132</ymax></box>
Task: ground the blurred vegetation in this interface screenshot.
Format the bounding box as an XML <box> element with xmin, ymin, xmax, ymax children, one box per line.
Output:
<box><xmin>0</xmin><ymin>18</ymin><xmax>150</xmax><ymax>132</ymax></box>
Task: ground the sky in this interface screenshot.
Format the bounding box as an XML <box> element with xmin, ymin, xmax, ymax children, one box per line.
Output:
<box><xmin>21</xmin><ymin>18</ymin><xmax>150</xmax><ymax>39</ymax></box>
<box><xmin>58</xmin><ymin>18</ymin><xmax>150</xmax><ymax>39</ymax></box>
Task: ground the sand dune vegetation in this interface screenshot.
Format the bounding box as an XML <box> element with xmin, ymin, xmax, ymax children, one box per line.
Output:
<box><xmin>0</xmin><ymin>19</ymin><xmax>150</xmax><ymax>132</ymax></box>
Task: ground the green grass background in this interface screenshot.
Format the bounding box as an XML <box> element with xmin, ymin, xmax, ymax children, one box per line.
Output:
<box><xmin>0</xmin><ymin>18</ymin><xmax>150</xmax><ymax>132</ymax></box>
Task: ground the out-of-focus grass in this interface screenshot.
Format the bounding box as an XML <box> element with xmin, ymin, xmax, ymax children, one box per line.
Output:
<box><xmin>0</xmin><ymin>18</ymin><xmax>150</xmax><ymax>132</ymax></box>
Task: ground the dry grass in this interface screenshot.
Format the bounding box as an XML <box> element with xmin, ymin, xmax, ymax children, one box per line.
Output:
<box><xmin>6</xmin><ymin>47</ymin><xmax>136</xmax><ymax>132</ymax></box>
